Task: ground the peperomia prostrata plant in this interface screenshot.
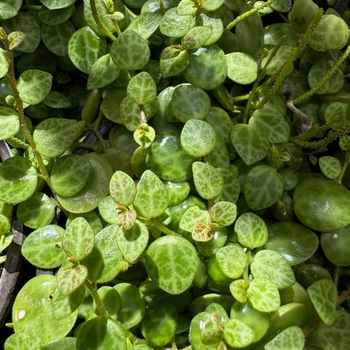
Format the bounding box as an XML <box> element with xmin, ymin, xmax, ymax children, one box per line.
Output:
<box><xmin>1</xmin><ymin>0</ymin><xmax>350</xmax><ymax>349</ymax></box>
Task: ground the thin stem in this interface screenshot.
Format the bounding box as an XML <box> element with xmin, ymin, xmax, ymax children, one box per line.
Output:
<box><xmin>337</xmin><ymin>289</ymin><xmax>350</xmax><ymax>305</ymax></box>
<box><xmin>2</xmin><ymin>36</ymin><xmax>54</xmax><ymax>193</ymax></box>
<box><xmin>225</xmin><ymin>0</ymin><xmax>276</xmax><ymax>32</ymax></box>
<box><xmin>333</xmin><ymin>265</ymin><xmax>341</xmax><ymax>287</ymax></box>
<box><xmin>139</xmin><ymin>217</ymin><xmax>177</xmax><ymax>236</ymax></box>
<box><xmin>293</xmin><ymin>46</ymin><xmax>350</xmax><ymax>105</ymax></box>
<box><xmin>85</xmin><ymin>279</ymin><xmax>108</xmax><ymax>318</ymax></box>
<box><xmin>89</xmin><ymin>0</ymin><xmax>117</xmax><ymax>41</ymax></box>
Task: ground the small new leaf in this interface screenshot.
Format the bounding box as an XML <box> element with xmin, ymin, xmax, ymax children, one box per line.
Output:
<box><xmin>8</xmin><ymin>31</ymin><xmax>26</xmax><ymax>50</ymax></box>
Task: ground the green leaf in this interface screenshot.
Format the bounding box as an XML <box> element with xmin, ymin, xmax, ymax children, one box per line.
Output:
<box><xmin>87</xmin><ymin>54</ymin><xmax>120</xmax><ymax>90</ymax></box>
<box><xmin>8</xmin><ymin>31</ymin><xmax>26</xmax><ymax>50</ymax></box>
<box><xmin>109</xmin><ymin>171</ymin><xmax>136</xmax><ymax>207</ymax></box>
<box><xmin>251</xmin><ymin>250</ymin><xmax>296</xmax><ymax>289</ymax></box>
<box><xmin>325</xmin><ymin>101</ymin><xmax>350</xmax><ymax>131</ymax></box>
<box><xmin>145</xmin><ymin>235</ymin><xmax>199</xmax><ymax>294</ymax></box>
<box><xmin>205</xmin><ymin>107</ymin><xmax>232</xmax><ymax>144</ymax></box>
<box><xmin>133</xmin><ymin>170</ymin><xmax>168</xmax><ymax>218</ymax></box>
<box><xmin>4</xmin><ymin>333</ymin><xmax>41</xmax><ymax>350</ymax></box>
<box><xmin>110</xmin><ymin>30</ymin><xmax>150</xmax><ymax>70</ymax></box>
<box><xmin>250</xmin><ymin>108</ymin><xmax>290</xmax><ymax>143</ymax></box>
<box><xmin>94</xmin><ymin>286</ymin><xmax>121</xmax><ymax>318</ymax></box>
<box><xmin>181</xmin><ymin>119</ymin><xmax>217</xmax><ymax>157</ymax></box>
<box><xmin>76</xmin><ymin>317</ymin><xmax>127</xmax><ymax>350</ymax></box>
<box><xmin>0</xmin><ymin>3</ymin><xmax>17</xmax><ymax>20</ymax></box>
<box><xmin>0</xmin><ymin>49</ymin><xmax>10</xmax><ymax>79</ymax></box>
<box><xmin>0</xmin><ymin>230</ymin><xmax>13</xmax><ymax>252</ymax></box>
<box><xmin>179</xmin><ymin>206</ymin><xmax>211</xmax><ymax>233</ymax></box>
<box><xmin>270</xmin><ymin>0</ymin><xmax>292</xmax><ymax>12</ymax></box>
<box><xmin>318</xmin><ymin>310</ymin><xmax>350</xmax><ymax>350</ymax></box>
<box><xmin>159</xmin><ymin>7</ymin><xmax>193</xmax><ymax>37</ymax></box>
<box><xmin>230</xmin><ymin>124</ymin><xmax>270</xmax><ymax>165</ymax></box>
<box><xmin>17</xmin><ymin>69</ymin><xmax>53</xmax><ymax>105</ymax></box>
<box><xmin>215</xmin><ymin>244</ymin><xmax>247</xmax><ymax>279</ymax></box>
<box><xmin>307</xmin><ymin>279</ymin><xmax>338</xmax><ymax>325</ymax></box>
<box><xmin>39</xmin><ymin>4</ymin><xmax>76</xmax><ymax>25</ymax></box>
<box><xmin>12</xmin><ymin>275</ymin><xmax>77</xmax><ymax>344</ymax></box>
<box><xmin>68</xmin><ymin>26</ymin><xmax>107</xmax><ymax>74</ymax></box>
<box><xmin>21</xmin><ymin>225</ymin><xmax>66</xmax><ymax>269</ymax></box>
<box><xmin>41</xmin><ymin>337</ymin><xmax>77</xmax><ymax>350</ymax></box>
<box><xmin>197</xmin><ymin>12</ymin><xmax>223</xmax><ymax>46</ymax></box>
<box><xmin>114</xmin><ymin>283</ymin><xmax>146</xmax><ymax>330</ymax></box>
<box><xmin>126</xmin><ymin>12</ymin><xmax>162</xmax><ymax>39</ymax></box>
<box><xmin>43</xmin><ymin>91</ymin><xmax>71</xmax><ymax>109</ymax></box>
<box><xmin>184</xmin><ymin>45</ymin><xmax>227</xmax><ymax>90</ymax></box>
<box><xmin>84</xmin><ymin>225</ymin><xmax>123</xmax><ymax>284</ymax></box>
<box><xmin>262</xmin><ymin>45</ymin><xmax>293</xmax><ymax>75</ymax></box>
<box><xmin>134</xmin><ymin>123</ymin><xmax>156</xmax><ymax>148</ymax></box>
<box><xmin>214</xmin><ymin>167</ymin><xmax>240</xmax><ymax>204</ymax></box>
<box><xmin>201</xmin><ymin>0</ymin><xmax>225</xmax><ymax>11</ymax></box>
<box><xmin>181</xmin><ymin>26</ymin><xmax>212</xmax><ymax>50</ymax></box>
<box><xmin>164</xmin><ymin>181</ymin><xmax>190</xmax><ymax>206</ymax></box>
<box><xmin>265</xmin><ymin>326</ymin><xmax>304</xmax><ymax>350</ymax></box>
<box><xmin>160</xmin><ymin>46</ymin><xmax>189</xmax><ymax>78</ymax></box>
<box><xmin>0</xmin><ymin>156</ymin><xmax>37</xmax><ymax>204</ymax></box>
<box><xmin>57</xmin><ymin>153</ymin><xmax>113</xmax><ymax>214</ymax></box>
<box><xmin>234</xmin><ymin>212</ymin><xmax>268</xmax><ymax>249</ymax></box>
<box><xmin>52</xmin><ymin>284</ymin><xmax>86</xmax><ymax>320</ymax></box>
<box><xmin>229</xmin><ymin>279</ymin><xmax>249</xmax><ymax>303</ymax></box>
<box><xmin>41</xmin><ymin>22</ymin><xmax>75</xmax><ymax>57</ymax></box>
<box><xmin>265</xmin><ymin>222</ymin><xmax>319</xmax><ymax>266</ymax></box>
<box><xmin>319</xmin><ymin>156</ymin><xmax>342</xmax><ymax>179</ymax></box>
<box><xmin>0</xmin><ymin>106</ymin><xmax>19</xmax><ymax>140</ymax></box>
<box><xmin>63</xmin><ymin>217</ymin><xmax>94</xmax><ymax>261</ymax></box>
<box><xmin>226</xmin><ymin>52</ymin><xmax>258</xmax><ymax>85</ymax></box>
<box><xmin>17</xmin><ymin>192</ymin><xmax>56</xmax><ymax>229</ymax></box>
<box><xmin>224</xmin><ymin>319</ymin><xmax>254</xmax><ymax>348</ymax></box>
<box><xmin>117</xmin><ymin>220</ymin><xmax>149</xmax><ymax>263</ymax></box>
<box><xmin>247</xmin><ymin>277</ymin><xmax>281</xmax><ymax>312</ymax></box>
<box><xmin>339</xmin><ymin>135</ymin><xmax>350</xmax><ymax>151</ymax></box>
<box><xmin>98</xmin><ymin>196</ymin><xmax>121</xmax><ymax>225</ymax></box>
<box><xmin>51</xmin><ymin>154</ymin><xmax>91</xmax><ymax>198</ymax></box>
<box><xmin>57</xmin><ymin>263</ymin><xmax>88</xmax><ymax>295</ymax></box>
<box><xmin>244</xmin><ymin>165</ymin><xmax>284</xmax><ymax>210</ymax></box>
<box><xmin>127</xmin><ymin>72</ymin><xmax>157</xmax><ymax>105</ymax></box>
<box><xmin>209</xmin><ymin>201</ymin><xmax>237</xmax><ymax>226</ymax></box>
<box><xmin>2</xmin><ymin>12</ymin><xmax>40</xmax><ymax>53</ymax></box>
<box><xmin>33</xmin><ymin>118</ymin><xmax>79</xmax><ymax>157</ymax></box>
<box><xmin>193</xmin><ymin>162</ymin><xmax>224</xmax><ymax>199</ymax></box>
<box><xmin>40</xmin><ymin>0</ymin><xmax>75</xmax><ymax>9</ymax></box>
<box><xmin>177</xmin><ymin>0</ymin><xmax>197</xmax><ymax>15</ymax></box>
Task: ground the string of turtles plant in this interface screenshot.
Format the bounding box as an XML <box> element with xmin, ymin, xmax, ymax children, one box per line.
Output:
<box><xmin>1</xmin><ymin>0</ymin><xmax>350</xmax><ymax>349</ymax></box>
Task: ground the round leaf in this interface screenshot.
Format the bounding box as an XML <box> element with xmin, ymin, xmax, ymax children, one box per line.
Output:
<box><xmin>180</xmin><ymin>119</ymin><xmax>217</xmax><ymax>157</ymax></box>
<box><xmin>109</xmin><ymin>170</ymin><xmax>136</xmax><ymax>207</ymax></box>
<box><xmin>0</xmin><ymin>48</ymin><xmax>10</xmax><ymax>79</ymax></box>
<box><xmin>21</xmin><ymin>225</ymin><xmax>66</xmax><ymax>269</ymax></box>
<box><xmin>57</xmin><ymin>263</ymin><xmax>88</xmax><ymax>295</ymax></box>
<box><xmin>184</xmin><ymin>45</ymin><xmax>227</xmax><ymax>90</ymax></box>
<box><xmin>145</xmin><ymin>235</ymin><xmax>199</xmax><ymax>294</ymax></box>
<box><xmin>319</xmin><ymin>156</ymin><xmax>342</xmax><ymax>180</ymax></box>
<box><xmin>68</xmin><ymin>26</ymin><xmax>107</xmax><ymax>74</ymax></box>
<box><xmin>160</xmin><ymin>7</ymin><xmax>193</xmax><ymax>37</ymax></box>
<box><xmin>51</xmin><ymin>154</ymin><xmax>91</xmax><ymax>198</ymax></box>
<box><xmin>224</xmin><ymin>319</ymin><xmax>254</xmax><ymax>348</ymax></box>
<box><xmin>127</xmin><ymin>72</ymin><xmax>157</xmax><ymax>105</ymax></box>
<box><xmin>251</xmin><ymin>250</ymin><xmax>296</xmax><ymax>289</ymax></box>
<box><xmin>192</xmin><ymin>162</ymin><xmax>224</xmax><ymax>200</ymax></box>
<box><xmin>216</xmin><ymin>244</ymin><xmax>247</xmax><ymax>279</ymax></box>
<box><xmin>12</xmin><ymin>275</ymin><xmax>77</xmax><ymax>344</ymax></box>
<box><xmin>234</xmin><ymin>212</ymin><xmax>268</xmax><ymax>249</ymax></box>
<box><xmin>76</xmin><ymin>317</ymin><xmax>127</xmax><ymax>350</ymax></box>
<box><xmin>117</xmin><ymin>220</ymin><xmax>149</xmax><ymax>263</ymax></box>
<box><xmin>133</xmin><ymin>170</ymin><xmax>168</xmax><ymax>218</ymax></box>
<box><xmin>110</xmin><ymin>30</ymin><xmax>150</xmax><ymax>70</ymax></box>
<box><xmin>230</xmin><ymin>124</ymin><xmax>270</xmax><ymax>165</ymax></box>
<box><xmin>226</xmin><ymin>52</ymin><xmax>258</xmax><ymax>84</ymax></box>
<box><xmin>87</xmin><ymin>54</ymin><xmax>120</xmax><ymax>90</ymax></box>
<box><xmin>209</xmin><ymin>201</ymin><xmax>237</xmax><ymax>226</ymax></box>
<box><xmin>307</xmin><ymin>279</ymin><xmax>338</xmax><ymax>325</ymax></box>
<box><xmin>33</xmin><ymin>118</ymin><xmax>79</xmax><ymax>158</ymax></box>
<box><xmin>17</xmin><ymin>192</ymin><xmax>56</xmax><ymax>229</ymax></box>
<box><xmin>0</xmin><ymin>106</ymin><xmax>19</xmax><ymax>140</ymax></box>
<box><xmin>170</xmin><ymin>84</ymin><xmax>211</xmax><ymax>123</ymax></box>
<box><xmin>0</xmin><ymin>156</ymin><xmax>37</xmax><ymax>204</ymax></box>
<box><xmin>265</xmin><ymin>222</ymin><xmax>319</xmax><ymax>266</ymax></box>
<box><xmin>40</xmin><ymin>0</ymin><xmax>75</xmax><ymax>9</ymax></box>
<box><xmin>265</xmin><ymin>326</ymin><xmax>304</xmax><ymax>350</ymax></box>
<box><xmin>179</xmin><ymin>206</ymin><xmax>211</xmax><ymax>233</ymax></box>
<box><xmin>247</xmin><ymin>277</ymin><xmax>281</xmax><ymax>312</ymax></box>
<box><xmin>63</xmin><ymin>217</ymin><xmax>94</xmax><ymax>261</ymax></box>
<box><xmin>244</xmin><ymin>165</ymin><xmax>284</xmax><ymax>210</ymax></box>
<box><xmin>57</xmin><ymin>153</ymin><xmax>113</xmax><ymax>213</ymax></box>
<box><xmin>17</xmin><ymin>69</ymin><xmax>53</xmax><ymax>105</ymax></box>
